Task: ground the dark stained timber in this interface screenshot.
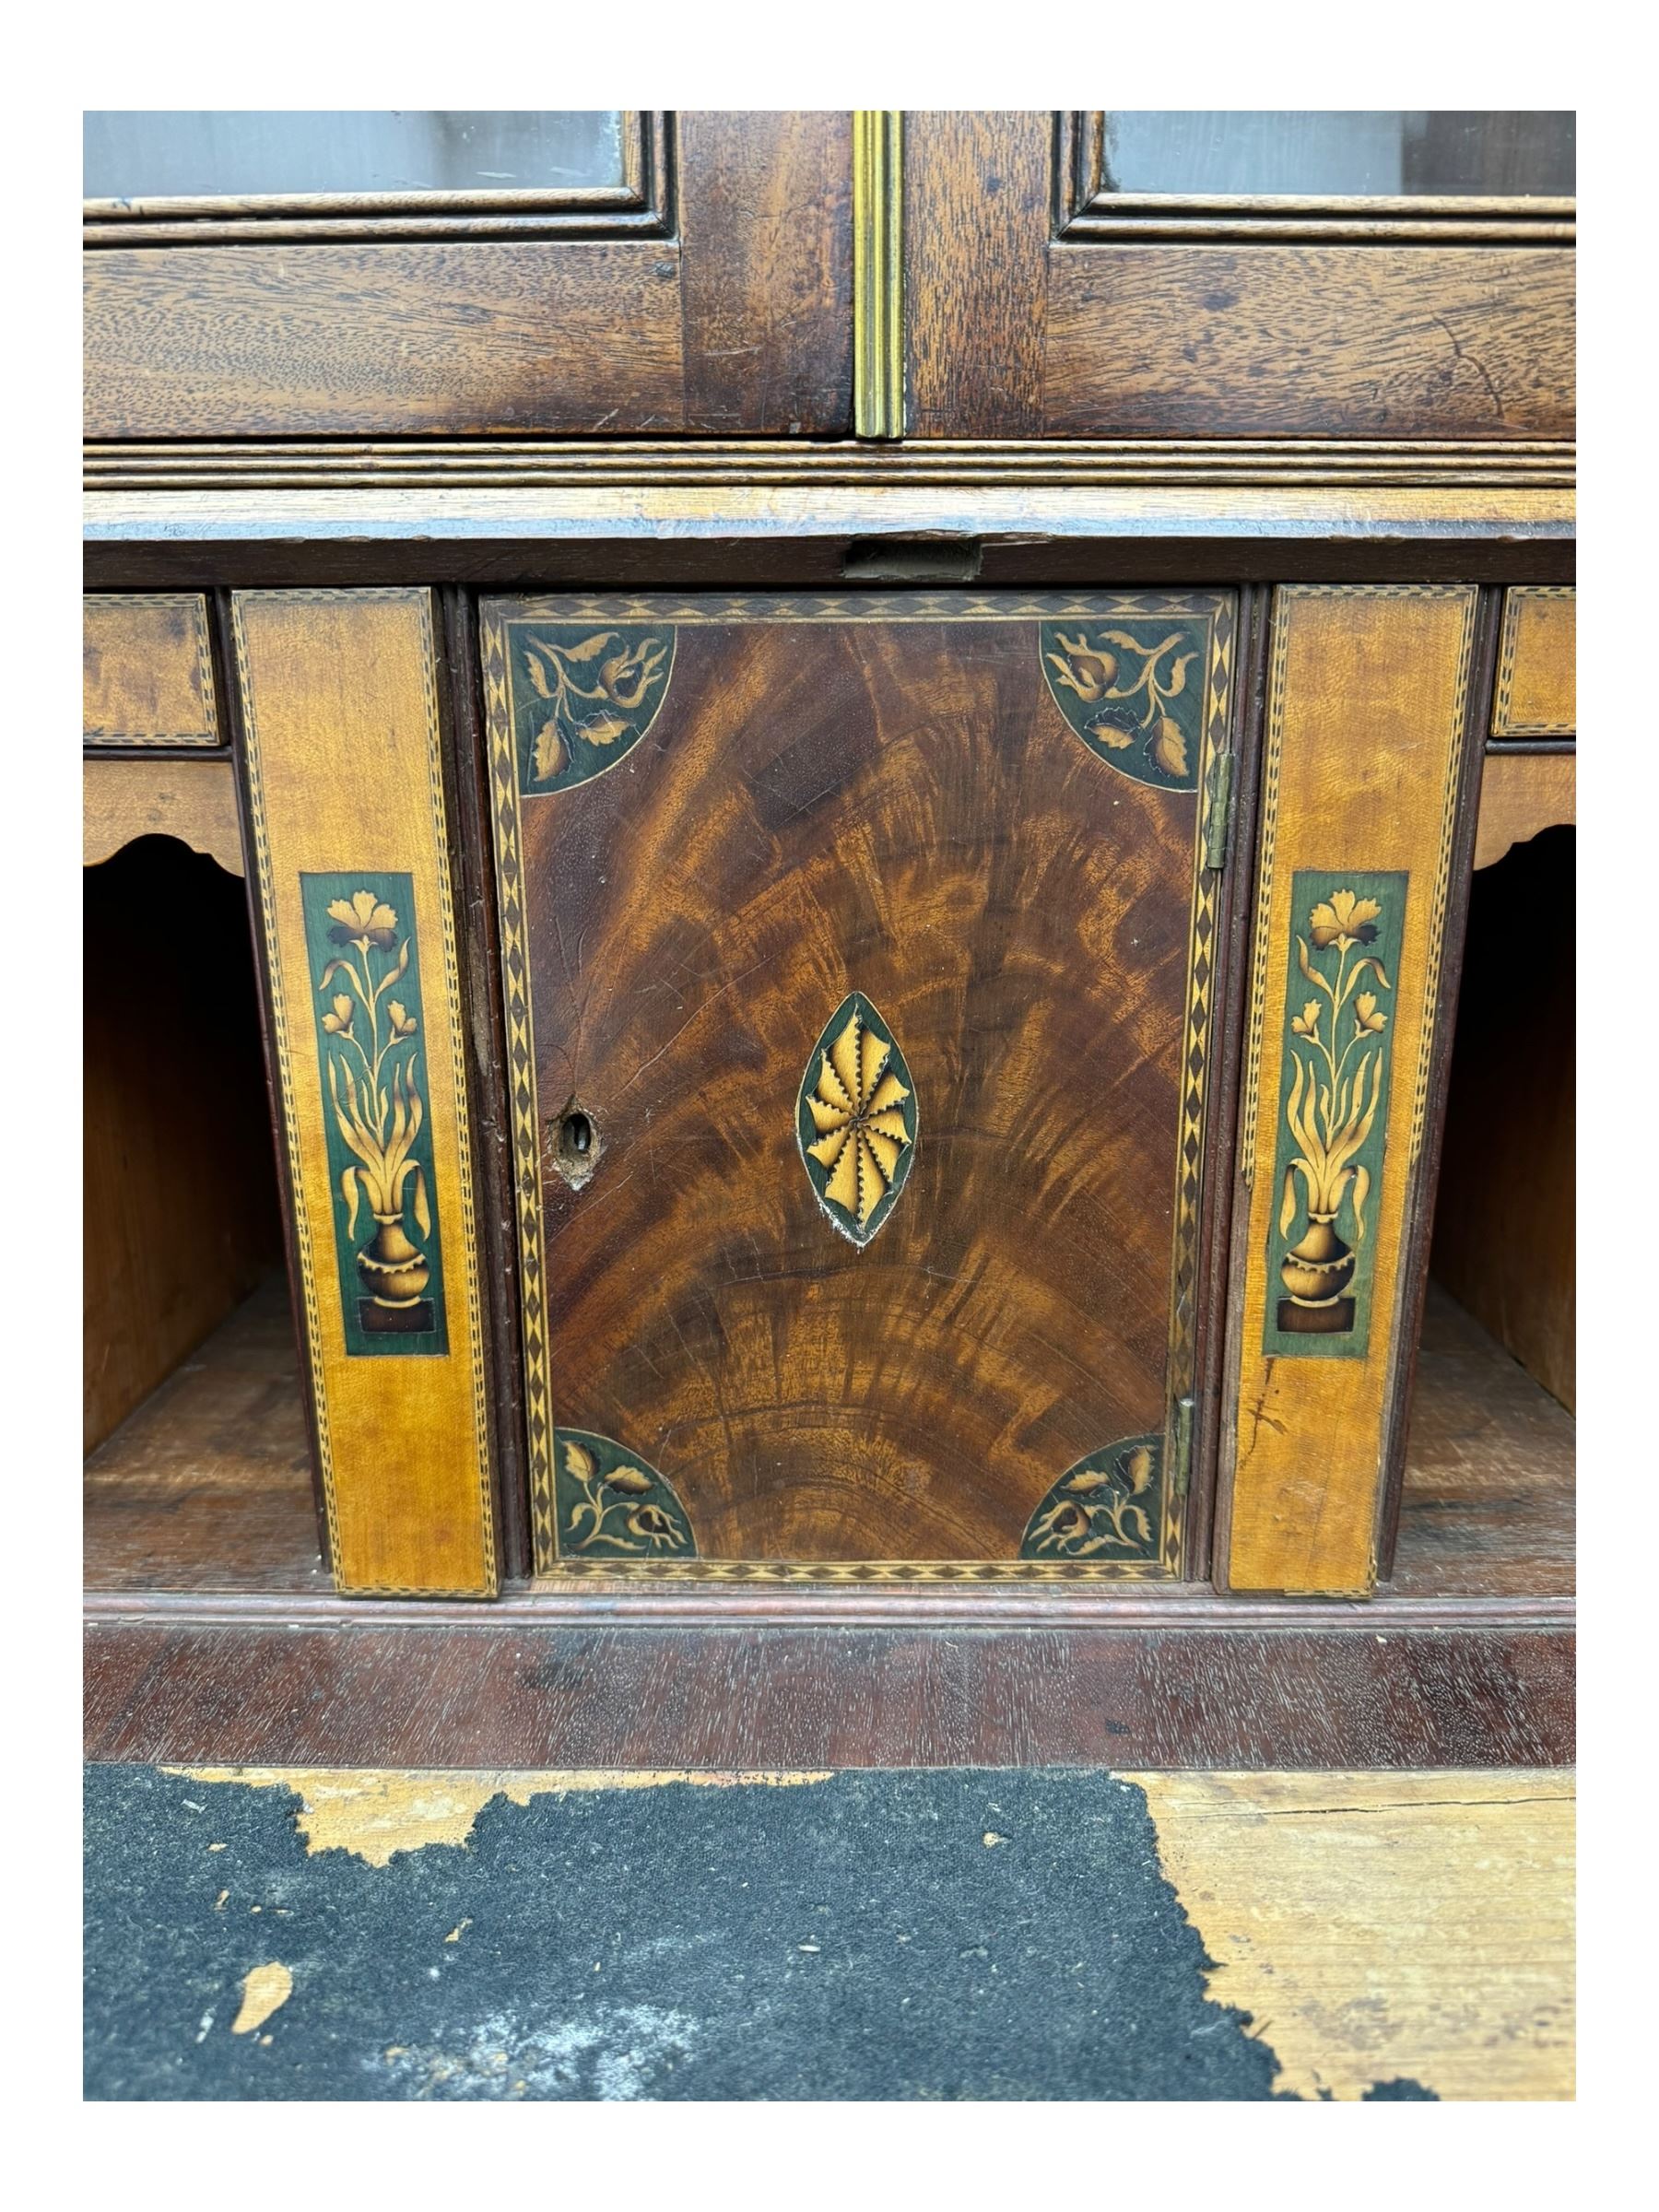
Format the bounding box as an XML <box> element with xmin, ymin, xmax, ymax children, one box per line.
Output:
<box><xmin>83</xmin><ymin>1618</ymin><xmax>1574</xmax><ymax>1769</ymax></box>
<box><xmin>483</xmin><ymin>593</ymin><xmax>1236</xmax><ymax>1582</ymax></box>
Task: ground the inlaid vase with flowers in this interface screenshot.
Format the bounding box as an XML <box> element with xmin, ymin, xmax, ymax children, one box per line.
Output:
<box><xmin>1275</xmin><ymin>889</ymin><xmax>1393</xmax><ymax>1336</ymax></box>
<box><xmin>317</xmin><ymin>890</ymin><xmax>437</xmax><ymax>1335</ymax></box>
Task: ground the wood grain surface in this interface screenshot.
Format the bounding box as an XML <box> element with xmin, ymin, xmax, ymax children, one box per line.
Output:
<box><xmin>1220</xmin><ymin>587</ymin><xmax>1481</xmax><ymax>1595</ymax></box>
<box><xmin>85</xmin><ymin>1277</ymin><xmax>321</xmax><ymax>1589</ymax></box>
<box><xmin>904</xmin><ymin>110</ymin><xmax>1051</xmax><ymax>437</ymax></box>
<box><xmin>82</xmin><ymin>1276</ymin><xmax>1573</xmax><ymax>1608</ymax></box>
<box><xmin>1492</xmin><ymin>585</ymin><xmax>1576</xmax><ymax>736</ymax></box>
<box><xmin>486</xmin><ymin>594</ymin><xmax>1230</xmax><ymax>1576</ymax></box>
<box><xmin>1392</xmin><ymin>1284</ymin><xmax>1573</xmax><ymax>1594</ymax></box>
<box><xmin>83</xmin><ymin>757</ymin><xmax>243</xmax><ymax>877</ymax></box>
<box><xmin>1136</xmin><ymin>1769</ymin><xmax>1573</xmax><ymax>2099</ymax></box>
<box><xmin>83</xmin><ymin>116</ymin><xmax>852</xmax><ymax>441</ymax></box>
<box><xmin>1472</xmin><ymin>750</ymin><xmax>1574</xmax><ymax>871</ymax></box>
<box><xmin>900</xmin><ymin>113</ymin><xmax>1574</xmax><ymax>442</ymax></box>
<box><xmin>678</xmin><ymin>111</ymin><xmax>853</xmax><ymax>436</ymax></box>
<box><xmin>82</xmin><ymin>1616</ymin><xmax>1573</xmax><ymax>1769</ymax></box>
<box><xmin>85</xmin><ymin>242</ymin><xmax>686</xmax><ymax>440</ymax></box>
<box><xmin>234</xmin><ymin>590</ymin><xmax>498</xmax><ymax>1594</ymax></box>
<box><xmin>83</xmin><ymin>479</ymin><xmax>1577</xmax><ymax>596</ymax></box>
<box><xmin>86</xmin><ymin>437</ymin><xmax>1578</xmax><ymax>493</ymax></box>
<box><xmin>83</xmin><ymin>592</ymin><xmax>218</xmax><ymax>746</ymax></box>
<box><xmin>1041</xmin><ymin>246</ymin><xmax>1575</xmax><ymax>440</ymax></box>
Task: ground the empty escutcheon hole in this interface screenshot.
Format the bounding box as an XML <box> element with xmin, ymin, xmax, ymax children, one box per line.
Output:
<box><xmin>559</xmin><ymin>1110</ymin><xmax>594</xmax><ymax>1162</ymax></box>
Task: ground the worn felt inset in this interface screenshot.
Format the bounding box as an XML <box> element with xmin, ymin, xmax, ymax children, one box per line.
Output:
<box><xmin>83</xmin><ymin>1764</ymin><xmax>1453</xmax><ymax>2102</ymax></box>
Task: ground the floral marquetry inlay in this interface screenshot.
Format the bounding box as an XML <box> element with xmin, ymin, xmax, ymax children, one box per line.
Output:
<box><xmin>508</xmin><ymin>622</ymin><xmax>676</xmax><ymax>794</ymax></box>
<box><xmin>553</xmin><ymin>1430</ymin><xmax>697</xmax><ymax>1560</ymax></box>
<box><xmin>300</xmin><ymin>871</ymin><xmax>448</xmax><ymax>1359</ymax></box>
<box><xmin>1263</xmin><ymin>869</ymin><xmax>1407</xmax><ymax>1360</ymax></box>
<box><xmin>1020</xmin><ymin>1435</ymin><xmax>1164</xmax><ymax>1564</ymax></box>
<box><xmin>796</xmin><ymin>994</ymin><xmax>918</xmax><ymax>1246</ymax></box>
<box><xmin>1039</xmin><ymin>618</ymin><xmax>1209</xmax><ymax>791</ymax></box>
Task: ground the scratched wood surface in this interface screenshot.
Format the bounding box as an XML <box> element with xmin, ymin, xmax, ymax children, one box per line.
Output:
<box><xmin>83</xmin><ymin>1616</ymin><xmax>1573</xmax><ymax>1768</ymax></box>
<box><xmin>1135</xmin><ymin>1769</ymin><xmax>1574</xmax><ymax>2099</ymax></box>
<box><xmin>82</xmin><ymin>592</ymin><xmax>218</xmax><ymax>746</ymax></box>
<box><xmin>84</xmin><ymin>116</ymin><xmax>851</xmax><ymax>441</ymax></box>
<box><xmin>83</xmin><ymin>757</ymin><xmax>243</xmax><ymax>877</ymax></box>
<box><xmin>492</xmin><ymin>596</ymin><xmax>1223</xmax><ymax>1571</ymax></box>
<box><xmin>901</xmin><ymin>112</ymin><xmax>1574</xmax><ymax>441</ymax></box>
<box><xmin>81</xmin><ymin>1271</ymin><xmax>1574</xmax><ymax>1605</ymax></box>
<box><xmin>1220</xmin><ymin>587</ymin><xmax>1482</xmax><ymax>1595</ymax></box>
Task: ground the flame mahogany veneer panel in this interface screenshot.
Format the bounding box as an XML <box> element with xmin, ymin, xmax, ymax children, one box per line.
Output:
<box><xmin>485</xmin><ymin>594</ymin><xmax>1237</xmax><ymax>1580</ymax></box>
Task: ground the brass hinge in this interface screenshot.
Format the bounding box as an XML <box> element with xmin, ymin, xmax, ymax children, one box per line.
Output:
<box><xmin>1203</xmin><ymin>751</ymin><xmax>1235</xmax><ymax>872</ymax></box>
<box><xmin>1171</xmin><ymin>1395</ymin><xmax>1195</xmax><ymax>1499</ymax></box>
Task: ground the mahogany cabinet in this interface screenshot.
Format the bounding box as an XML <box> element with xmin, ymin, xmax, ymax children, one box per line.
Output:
<box><xmin>84</xmin><ymin>114</ymin><xmax>1574</xmax><ymax>1670</ymax></box>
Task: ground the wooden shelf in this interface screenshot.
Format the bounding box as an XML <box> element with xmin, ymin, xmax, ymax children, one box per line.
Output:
<box><xmin>85</xmin><ymin>1272</ymin><xmax>1572</xmax><ymax>1609</ymax></box>
<box><xmin>83</xmin><ymin>1272</ymin><xmax>1572</xmax><ymax>1771</ymax></box>
<box><xmin>1390</xmin><ymin>1284</ymin><xmax>1573</xmax><ymax>1600</ymax></box>
<box><xmin>84</xmin><ymin>1275</ymin><xmax>324</xmax><ymax>1596</ymax></box>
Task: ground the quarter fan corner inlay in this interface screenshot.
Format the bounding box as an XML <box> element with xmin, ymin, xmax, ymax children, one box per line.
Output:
<box><xmin>796</xmin><ymin>993</ymin><xmax>917</xmax><ymax>1246</ymax></box>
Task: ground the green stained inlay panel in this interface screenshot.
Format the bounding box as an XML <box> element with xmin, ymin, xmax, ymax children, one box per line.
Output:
<box><xmin>796</xmin><ymin>992</ymin><xmax>918</xmax><ymax>1249</ymax></box>
<box><xmin>553</xmin><ymin>1430</ymin><xmax>698</xmax><ymax>1561</ymax></box>
<box><xmin>502</xmin><ymin>619</ymin><xmax>676</xmax><ymax>794</ymax></box>
<box><xmin>1019</xmin><ymin>1434</ymin><xmax>1164</xmax><ymax>1563</ymax></box>
<box><xmin>1262</xmin><ymin>868</ymin><xmax>1408</xmax><ymax>1361</ymax></box>
<box><xmin>301</xmin><ymin>870</ymin><xmax>448</xmax><ymax>1359</ymax></box>
<box><xmin>1039</xmin><ymin>615</ymin><xmax>1210</xmax><ymax>791</ymax></box>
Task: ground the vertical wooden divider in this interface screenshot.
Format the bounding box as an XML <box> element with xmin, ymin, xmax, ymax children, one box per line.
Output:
<box><xmin>1218</xmin><ymin>585</ymin><xmax>1483</xmax><ymax>1596</ymax></box>
<box><xmin>233</xmin><ymin>589</ymin><xmax>499</xmax><ymax>1596</ymax></box>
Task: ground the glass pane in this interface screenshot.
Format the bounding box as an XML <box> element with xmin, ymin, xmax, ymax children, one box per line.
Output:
<box><xmin>84</xmin><ymin>112</ymin><xmax>626</xmax><ymax>200</ymax></box>
<box><xmin>1094</xmin><ymin>112</ymin><xmax>1575</xmax><ymax>197</ymax></box>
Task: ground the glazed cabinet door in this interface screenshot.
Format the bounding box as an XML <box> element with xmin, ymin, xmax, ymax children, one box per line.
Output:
<box><xmin>86</xmin><ymin>113</ymin><xmax>852</xmax><ymax>440</ymax></box>
<box><xmin>483</xmin><ymin>592</ymin><xmax>1239</xmax><ymax>1583</ymax></box>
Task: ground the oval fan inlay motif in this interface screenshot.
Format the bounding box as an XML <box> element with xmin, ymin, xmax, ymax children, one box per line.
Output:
<box><xmin>796</xmin><ymin>993</ymin><xmax>917</xmax><ymax>1246</ymax></box>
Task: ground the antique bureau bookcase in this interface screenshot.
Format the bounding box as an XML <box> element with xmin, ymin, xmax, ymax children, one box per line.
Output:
<box><xmin>84</xmin><ymin>112</ymin><xmax>1574</xmax><ymax>1766</ymax></box>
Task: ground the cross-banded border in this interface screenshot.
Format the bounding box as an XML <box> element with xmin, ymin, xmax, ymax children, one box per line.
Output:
<box><xmin>482</xmin><ymin>591</ymin><xmax>1235</xmax><ymax>1581</ymax></box>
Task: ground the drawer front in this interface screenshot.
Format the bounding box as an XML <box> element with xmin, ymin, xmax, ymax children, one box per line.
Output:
<box><xmin>484</xmin><ymin>591</ymin><xmax>1238</xmax><ymax>1582</ymax></box>
<box><xmin>1492</xmin><ymin>586</ymin><xmax>1575</xmax><ymax>739</ymax></box>
<box><xmin>83</xmin><ymin>593</ymin><xmax>219</xmax><ymax>748</ymax></box>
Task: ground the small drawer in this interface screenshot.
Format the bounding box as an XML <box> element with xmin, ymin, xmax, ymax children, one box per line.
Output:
<box><xmin>83</xmin><ymin>594</ymin><xmax>220</xmax><ymax>748</ymax></box>
<box><xmin>1491</xmin><ymin>586</ymin><xmax>1574</xmax><ymax>741</ymax></box>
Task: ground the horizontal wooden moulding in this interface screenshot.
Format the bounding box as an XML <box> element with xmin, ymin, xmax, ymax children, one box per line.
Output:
<box><xmin>83</xmin><ymin>439</ymin><xmax>1578</xmax><ymax>493</ymax></box>
<box><xmin>82</xmin><ymin>1617</ymin><xmax>1574</xmax><ymax>1768</ymax></box>
<box><xmin>83</xmin><ymin>483</ymin><xmax>1576</xmax><ymax>596</ymax></box>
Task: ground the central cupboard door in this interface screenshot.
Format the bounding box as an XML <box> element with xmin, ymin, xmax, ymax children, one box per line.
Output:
<box><xmin>482</xmin><ymin>593</ymin><xmax>1237</xmax><ymax>1580</ymax></box>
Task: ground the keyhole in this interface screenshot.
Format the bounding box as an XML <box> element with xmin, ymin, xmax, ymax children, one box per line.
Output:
<box><xmin>550</xmin><ymin>1102</ymin><xmax>601</xmax><ymax>1188</ymax></box>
